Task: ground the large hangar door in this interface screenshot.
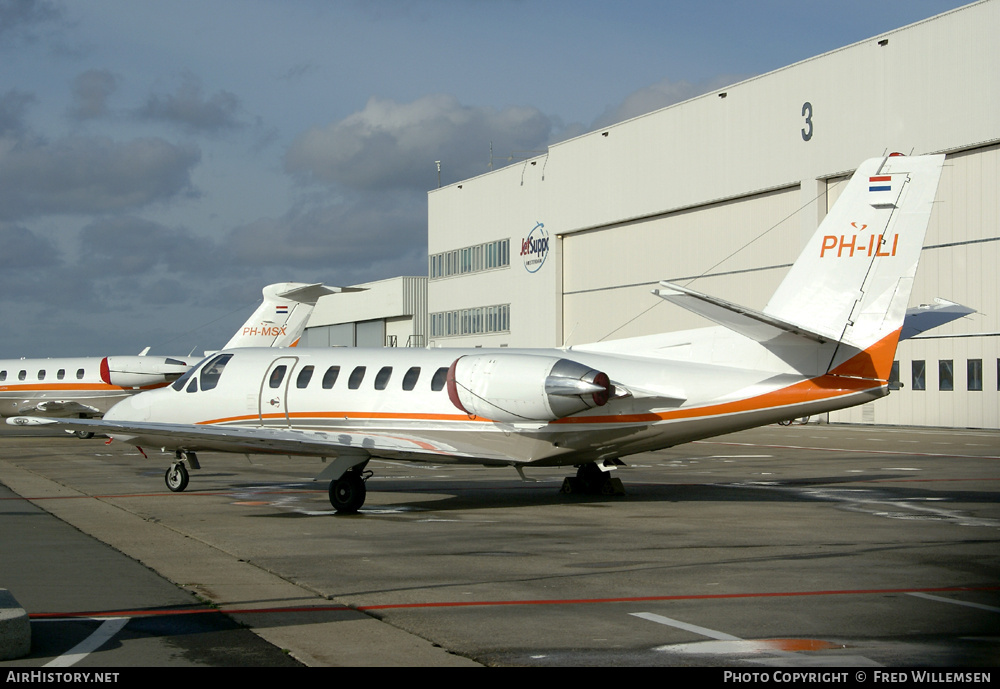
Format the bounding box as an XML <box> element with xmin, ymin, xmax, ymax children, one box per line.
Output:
<box><xmin>561</xmin><ymin>187</ymin><xmax>801</xmax><ymax>346</ymax></box>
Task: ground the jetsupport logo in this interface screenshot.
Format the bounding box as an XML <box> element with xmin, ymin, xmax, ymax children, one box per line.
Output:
<box><xmin>520</xmin><ymin>222</ymin><xmax>549</xmax><ymax>273</ymax></box>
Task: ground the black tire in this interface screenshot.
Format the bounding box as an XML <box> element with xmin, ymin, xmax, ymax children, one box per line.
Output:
<box><xmin>75</xmin><ymin>430</ymin><xmax>94</xmax><ymax>439</ymax></box>
<box><xmin>165</xmin><ymin>463</ymin><xmax>189</xmax><ymax>492</ymax></box>
<box><xmin>329</xmin><ymin>473</ymin><xmax>366</xmax><ymax>513</ymax></box>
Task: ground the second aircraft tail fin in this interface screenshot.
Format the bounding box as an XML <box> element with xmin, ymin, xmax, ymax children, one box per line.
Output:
<box><xmin>221</xmin><ymin>282</ymin><xmax>341</xmax><ymax>349</ymax></box>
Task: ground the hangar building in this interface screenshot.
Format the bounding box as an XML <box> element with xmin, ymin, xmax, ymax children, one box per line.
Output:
<box><xmin>425</xmin><ymin>1</ymin><xmax>999</xmax><ymax>429</ymax></box>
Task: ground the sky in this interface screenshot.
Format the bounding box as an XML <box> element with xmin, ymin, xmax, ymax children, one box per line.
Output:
<box><xmin>0</xmin><ymin>0</ymin><xmax>975</xmax><ymax>358</ymax></box>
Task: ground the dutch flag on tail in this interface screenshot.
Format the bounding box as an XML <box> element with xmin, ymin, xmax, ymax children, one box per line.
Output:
<box><xmin>868</xmin><ymin>174</ymin><xmax>899</xmax><ymax>209</ymax></box>
<box><xmin>869</xmin><ymin>175</ymin><xmax>892</xmax><ymax>192</ymax></box>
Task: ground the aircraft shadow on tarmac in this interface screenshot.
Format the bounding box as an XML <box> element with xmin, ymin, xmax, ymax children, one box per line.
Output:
<box><xmin>214</xmin><ymin>472</ymin><xmax>984</xmax><ymax>516</ymax></box>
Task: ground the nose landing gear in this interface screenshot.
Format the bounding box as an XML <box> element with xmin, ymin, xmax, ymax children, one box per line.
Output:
<box><xmin>164</xmin><ymin>451</ymin><xmax>199</xmax><ymax>492</ymax></box>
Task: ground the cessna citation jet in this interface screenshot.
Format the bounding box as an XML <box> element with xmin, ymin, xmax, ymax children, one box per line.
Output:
<box><xmin>11</xmin><ymin>155</ymin><xmax>948</xmax><ymax>513</ymax></box>
<box><xmin>0</xmin><ymin>282</ymin><xmax>337</xmax><ymax>433</ymax></box>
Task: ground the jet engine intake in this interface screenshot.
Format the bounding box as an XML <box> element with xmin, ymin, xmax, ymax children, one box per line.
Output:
<box><xmin>446</xmin><ymin>354</ymin><xmax>613</xmax><ymax>423</ymax></box>
<box><xmin>100</xmin><ymin>356</ymin><xmax>190</xmax><ymax>388</ymax></box>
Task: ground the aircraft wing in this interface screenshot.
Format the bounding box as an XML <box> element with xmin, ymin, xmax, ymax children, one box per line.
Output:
<box><xmin>6</xmin><ymin>415</ymin><xmax>468</xmax><ymax>462</ymax></box>
<box><xmin>21</xmin><ymin>401</ymin><xmax>102</xmax><ymax>417</ymax></box>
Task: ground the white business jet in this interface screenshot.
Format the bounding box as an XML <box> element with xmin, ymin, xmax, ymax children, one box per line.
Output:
<box><xmin>12</xmin><ymin>155</ymin><xmax>948</xmax><ymax>512</ymax></box>
<box><xmin>0</xmin><ymin>282</ymin><xmax>338</xmax><ymax>433</ymax></box>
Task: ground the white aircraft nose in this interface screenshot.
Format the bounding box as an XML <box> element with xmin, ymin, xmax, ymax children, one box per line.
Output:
<box><xmin>105</xmin><ymin>389</ymin><xmax>152</xmax><ymax>422</ymax></box>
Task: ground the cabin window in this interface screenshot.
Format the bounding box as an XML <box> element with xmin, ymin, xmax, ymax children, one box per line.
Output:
<box><xmin>57</xmin><ymin>369</ymin><xmax>65</xmax><ymax>380</ymax></box>
<box><xmin>431</xmin><ymin>367</ymin><xmax>448</xmax><ymax>391</ymax></box>
<box><xmin>402</xmin><ymin>367</ymin><xmax>420</xmax><ymax>391</ymax></box>
<box><xmin>186</xmin><ymin>377</ymin><xmax>198</xmax><ymax>393</ymax></box>
<box><xmin>37</xmin><ymin>370</ymin><xmax>45</xmax><ymax>381</ymax></box>
<box><xmin>200</xmin><ymin>354</ymin><xmax>233</xmax><ymax>392</ymax></box>
<box><xmin>297</xmin><ymin>365</ymin><xmax>314</xmax><ymax>389</ymax></box>
<box><xmin>269</xmin><ymin>365</ymin><xmax>287</xmax><ymax>389</ymax></box>
<box><xmin>374</xmin><ymin>366</ymin><xmax>392</xmax><ymax>390</ymax></box>
<box><xmin>18</xmin><ymin>370</ymin><xmax>26</xmax><ymax>381</ymax></box>
<box><xmin>348</xmin><ymin>366</ymin><xmax>366</xmax><ymax>390</ymax></box>
<box><xmin>76</xmin><ymin>369</ymin><xmax>84</xmax><ymax>380</ymax></box>
<box><xmin>0</xmin><ymin>371</ymin><xmax>5</xmax><ymax>381</ymax></box>
<box><xmin>322</xmin><ymin>366</ymin><xmax>340</xmax><ymax>389</ymax></box>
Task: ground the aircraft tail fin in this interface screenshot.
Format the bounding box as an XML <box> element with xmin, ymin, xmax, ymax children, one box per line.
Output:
<box><xmin>760</xmin><ymin>154</ymin><xmax>945</xmax><ymax>377</ymax></box>
<box><xmin>221</xmin><ymin>282</ymin><xmax>341</xmax><ymax>349</ymax></box>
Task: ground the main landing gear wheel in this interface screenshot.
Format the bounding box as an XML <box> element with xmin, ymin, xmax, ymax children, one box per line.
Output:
<box><xmin>165</xmin><ymin>462</ymin><xmax>190</xmax><ymax>492</ymax></box>
<box><xmin>561</xmin><ymin>462</ymin><xmax>625</xmax><ymax>496</ymax></box>
<box><xmin>74</xmin><ymin>430</ymin><xmax>94</xmax><ymax>439</ymax></box>
<box><xmin>329</xmin><ymin>471</ymin><xmax>367</xmax><ymax>514</ymax></box>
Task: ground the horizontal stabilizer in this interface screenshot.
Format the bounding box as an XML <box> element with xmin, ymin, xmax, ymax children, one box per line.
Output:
<box><xmin>276</xmin><ymin>282</ymin><xmax>360</xmax><ymax>305</ymax></box>
<box><xmin>901</xmin><ymin>299</ymin><xmax>975</xmax><ymax>340</ymax></box>
<box><xmin>654</xmin><ymin>281</ymin><xmax>832</xmax><ymax>345</ymax></box>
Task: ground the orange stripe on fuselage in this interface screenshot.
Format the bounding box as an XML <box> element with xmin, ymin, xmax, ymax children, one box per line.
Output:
<box><xmin>828</xmin><ymin>328</ymin><xmax>901</xmax><ymax>381</ymax></box>
<box><xmin>197</xmin><ymin>410</ymin><xmax>485</xmax><ymax>426</ymax></box>
<box><xmin>192</xmin><ymin>332</ymin><xmax>898</xmax><ymax>430</ymax></box>
<box><xmin>0</xmin><ymin>382</ymin><xmax>166</xmax><ymax>392</ymax></box>
<box><xmin>196</xmin><ymin>374</ymin><xmax>883</xmax><ymax>429</ymax></box>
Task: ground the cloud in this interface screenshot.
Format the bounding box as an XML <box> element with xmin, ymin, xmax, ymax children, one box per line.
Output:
<box><xmin>78</xmin><ymin>215</ymin><xmax>216</xmax><ymax>276</ymax></box>
<box><xmin>592</xmin><ymin>75</ymin><xmax>747</xmax><ymax>130</ymax></box>
<box><xmin>0</xmin><ymin>222</ymin><xmax>60</xmax><ymax>269</ymax></box>
<box><xmin>0</xmin><ymin>89</ymin><xmax>35</xmax><ymax>137</ymax></box>
<box><xmin>0</xmin><ymin>0</ymin><xmax>63</xmax><ymax>43</ymax></box>
<box><xmin>224</xmin><ymin>191</ymin><xmax>427</xmax><ymax>279</ymax></box>
<box><xmin>68</xmin><ymin>69</ymin><xmax>118</xmax><ymax>121</ymax></box>
<box><xmin>285</xmin><ymin>94</ymin><xmax>552</xmax><ymax>191</ymax></box>
<box><xmin>0</xmin><ymin>135</ymin><xmax>200</xmax><ymax>220</ymax></box>
<box><xmin>134</xmin><ymin>74</ymin><xmax>243</xmax><ymax>135</ymax></box>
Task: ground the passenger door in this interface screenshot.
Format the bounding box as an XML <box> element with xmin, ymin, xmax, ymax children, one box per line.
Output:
<box><xmin>259</xmin><ymin>356</ymin><xmax>298</xmax><ymax>427</ymax></box>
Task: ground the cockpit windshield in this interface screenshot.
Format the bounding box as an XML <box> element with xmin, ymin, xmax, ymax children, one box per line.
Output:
<box><xmin>171</xmin><ymin>353</ymin><xmax>233</xmax><ymax>392</ymax></box>
<box><xmin>200</xmin><ymin>353</ymin><xmax>233</xmax><ymax>391</ymax></box>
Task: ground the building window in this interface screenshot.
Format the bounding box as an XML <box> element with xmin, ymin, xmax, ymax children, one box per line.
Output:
<box><xmin>429</xmin><ymin>238</ymin><xmax>510</xmax><ymax>279</ymax></box>
<box><xmin>888</xmin><ymin>361</ymin><xmax>901</xmax><ymax>390</ymax></box>
<box><xmin>912</xmin><ymin>360</ymin><xmax>925</xmax><ymax>391</ymax></box>
<box><xmin>430</xmin><ymin>303</ymin><xmax>510</xmax><ymax>338</ymax></box>
<box><xmin>938</xmin><ymin>360</ymin><xmax>953</xmax><ymax>391</ymax></box>
<box><xmin>967</xmin><ymin>359</ymin><xmax>982</xmax><ymax>392</ymax></box>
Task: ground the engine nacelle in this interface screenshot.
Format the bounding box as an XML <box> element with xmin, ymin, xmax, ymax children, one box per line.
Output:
<box><xmin>100</xmin><ymin>356</ymin><xmax>191</xmax><ymax>388</ymax></box>
<box><xmin>446</xmin><ymin>354</ymin><xmax>613</xmax><ymax>423</ymax></box>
